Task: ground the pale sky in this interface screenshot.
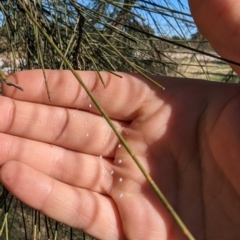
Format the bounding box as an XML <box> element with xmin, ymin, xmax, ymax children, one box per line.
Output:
<box><xmin>142</xmin><ymin>0</ymin><xmax>195</xmax><ymax>38</ymax></box>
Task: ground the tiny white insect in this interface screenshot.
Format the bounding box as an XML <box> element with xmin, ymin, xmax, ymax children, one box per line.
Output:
<box><xmin>118</xmin><ymin>159</ymin><xmax>122</xmax><ymax>164</ymax></box>
<box><xmin>119</xmin><ymin>178</ymin><xmax>123</xmax><ymax>182</ymax></box>
<box><xmin>89</xmin><ymin>103</ymin><xmax>92</xmax><ymax>108</ymax></box>
<box><xmin>118</xmin><ymin>144</ymin><xmax>122</xmax><ymax>148</ymax></box>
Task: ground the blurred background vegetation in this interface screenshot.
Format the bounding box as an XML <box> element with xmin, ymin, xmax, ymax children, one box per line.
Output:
<box><xmin>0</xmin><ymin>0</ymin><xmax>239</xmax><ymax>239</ymax></box>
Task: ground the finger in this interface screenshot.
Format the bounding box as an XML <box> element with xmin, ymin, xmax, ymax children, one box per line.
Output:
<box><xmin>0</xmin><ymin>161</ymin><xmax>124</xmax><ymax>240</ymax></box>
<box><xmin>4</xmin><ymin>70</ymin><xmax>149</xmax><ymax>120</ymax></box>
<box><xmin>188</xmin><ymin>0</ymin><xmax>240</xmax><ymax>74</ymax></box>
<box><xmin>0</xmin><ymin>96</ymin><xmax>125</xmax><ymax>156</ymax></box>
<box><xmin>0</xmin><ymin>132</ymin><xmax>114</xmax><ymax>193</ymax></box>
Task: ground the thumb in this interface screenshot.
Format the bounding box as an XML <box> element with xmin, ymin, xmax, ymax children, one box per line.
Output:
<box><xmin>188</xmin><ymin>0</ymin><xmax>240</xmax><ymax>74</ymax></box>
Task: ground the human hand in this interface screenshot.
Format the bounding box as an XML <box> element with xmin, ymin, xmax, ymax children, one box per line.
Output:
<box><xmin>188</xmin><ymin>0</ymin><xmax>240</xmax><ymax>74</ymax></box>
<box><xmin>0</xmin><ymin>70</ymin><xmax>240</xmax><ymax>240</ymax></box>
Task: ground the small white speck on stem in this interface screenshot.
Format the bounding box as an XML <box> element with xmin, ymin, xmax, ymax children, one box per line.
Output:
<box><xmin>118</xmin><ymin>144</ymin><xmax>122</xmax><ymax>148</ymax></box>
<box><xmin>119</xmin><ymin>178</ymin><xmax>123</xmax><ymax>182</ymax></box>
<box><xmin>118</xmin><ymin>159</ymin><xmax>122</xmax><ymax>164</ymax></box>
<box><xmin>150</xmin><ymin>179</ymin><xmax>155</xmax><ymax>185</ymax></box>
<box><xmin>89</xmin><ymin>103</ymin><xmax>92</xmax><ymax>108</ymax></box>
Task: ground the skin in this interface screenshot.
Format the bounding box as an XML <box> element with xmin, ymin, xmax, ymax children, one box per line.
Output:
<box><xmin>0</xmin><ymin>1</ymin><xmax>239</xmax><ymax>239</ymax></box>
<box><xmin>188</xmin><ymin>0</ymin><xmax>240</xmax><ymax>75</ymax></box>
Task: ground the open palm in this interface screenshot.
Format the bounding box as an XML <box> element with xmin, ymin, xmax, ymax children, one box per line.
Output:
<box><xmin>0</xmin><ymin>70</ymin><xmax>240</xmax><ymax>240</ymax></box>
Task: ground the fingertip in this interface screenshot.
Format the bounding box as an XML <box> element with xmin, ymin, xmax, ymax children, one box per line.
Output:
<box><xmin>0</xmin><ymin>161</ymin><xmax>53</xmax><ymax>211</ymax></box>
<box><xmin>0</xmin><ymin>160</ymin><xmax>21</xmax><ymax>192</ymax></box>
<box><xmin>3</xmin><ymin>72</ymin><xmax>23</xmax><ymax>97</ymax></box>
<box><xmin>4</xmin><ymin>70</ymin><xmax>52</xmax><ymax>102</ymax></box>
